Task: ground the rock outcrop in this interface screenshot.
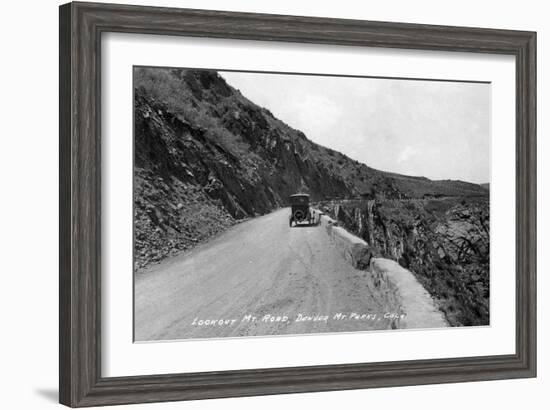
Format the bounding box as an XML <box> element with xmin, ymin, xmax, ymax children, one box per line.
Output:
<box><xmin>134</xmin><ymin>69</ymin><xmax>353</xmax><ymax>269</ymax></box>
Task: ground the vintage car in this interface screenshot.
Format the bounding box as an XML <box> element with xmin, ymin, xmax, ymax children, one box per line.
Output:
<box><xmin>289</xmin><ymin>193</ymin><xmax>314</xmax><ymax>227</ymax></box>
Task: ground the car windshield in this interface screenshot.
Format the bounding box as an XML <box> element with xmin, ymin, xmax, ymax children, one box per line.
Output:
<box><xmin>290</xmin><ymin>195</ymin><xmax>309</xmax><ymax>205</ymax></box>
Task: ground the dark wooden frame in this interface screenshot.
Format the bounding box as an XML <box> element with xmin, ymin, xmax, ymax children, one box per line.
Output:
<box><xmin>59</xmin><ymin>1</ymin><xmax>536</xmax><ymax>407</ymax></box>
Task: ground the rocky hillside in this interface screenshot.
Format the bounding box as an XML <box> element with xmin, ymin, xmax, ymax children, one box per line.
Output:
<box><xmin>134</xmin><ymin>67</ymin><xmax>488</xmax><ymax>271</ymax></box>
<box><xmin>317</xmin><ymin>197</ymin><xmax>489</xmax><ymax>326</ymax></box>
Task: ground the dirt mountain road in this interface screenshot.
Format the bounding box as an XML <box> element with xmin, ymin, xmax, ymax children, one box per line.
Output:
<box><xmin>134</xmin><ymin>208</ymin><xmax>410</xmax><ymax>341</ymax></box>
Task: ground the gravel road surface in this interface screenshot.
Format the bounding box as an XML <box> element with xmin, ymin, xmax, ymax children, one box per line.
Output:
<box><xmin>135</xmin><ymin>208</ymin><xmax>403</xmax><ymax>341</ymax></box>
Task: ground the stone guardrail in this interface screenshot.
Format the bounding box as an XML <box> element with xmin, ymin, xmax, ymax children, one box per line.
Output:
<box><xmin>370</xmin><ymin>258</ymin><xmax>448</xmax><ymax>329</ymax></box>
<box><xmin>314</xmin><ymin>209</ymin><xmax>448</xmax><ymax>329</ymax></box>
<box><xmin>315</xmin><ymin>210</ymin><xmax>371</xmax><ymax>269</ymax></box>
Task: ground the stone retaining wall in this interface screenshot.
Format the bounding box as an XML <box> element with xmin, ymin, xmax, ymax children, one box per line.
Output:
<box><xmin>317</xmin><ymin>211</ymin><xmax>371</xmax><ymax>269</ymax></box>
<box><xmin>315</xmin><ymin>209</ymin><xmax>448</xmax><ymax>329</ymax></box>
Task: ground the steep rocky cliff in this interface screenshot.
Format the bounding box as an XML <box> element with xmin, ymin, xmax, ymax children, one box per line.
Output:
<box><xmin>134</xmin><ymin>67</ymin><xmax>488</xmax><ymax>271</ymax></box>
<box><xmin>318</xmin><ymin>197</ymin><xmax>489</xmax><ymax>326</ymax></box>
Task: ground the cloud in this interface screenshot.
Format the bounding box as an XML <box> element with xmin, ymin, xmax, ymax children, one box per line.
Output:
<box><xmin>397</xmin><ymin>146</ymin><xmax>418</xmax><ymax>164</ymax></box>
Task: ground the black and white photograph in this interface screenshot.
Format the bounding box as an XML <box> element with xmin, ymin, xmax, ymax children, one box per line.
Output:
<box><xmin>133</xmin><ymin>66</ymin><xmax>490</xmax><ymax>342</ymax></box>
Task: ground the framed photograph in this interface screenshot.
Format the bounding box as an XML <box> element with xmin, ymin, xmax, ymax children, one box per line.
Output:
<box><xmin>59</xmin><ymin>2</ymin><xmax>536</xmax><ymax>407</ymax></box>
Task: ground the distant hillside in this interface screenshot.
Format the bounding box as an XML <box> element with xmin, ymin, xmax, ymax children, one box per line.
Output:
<box><xmin>134</xmin><ymin>67</ymin><xmax>488</xmax><ymax>269</ymax></box>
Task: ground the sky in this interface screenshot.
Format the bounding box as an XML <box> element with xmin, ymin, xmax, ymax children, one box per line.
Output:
<box><xmin>220</xmin><ymin>71</ymin><xmax>491</xmax><ymax>184</ymax></box>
